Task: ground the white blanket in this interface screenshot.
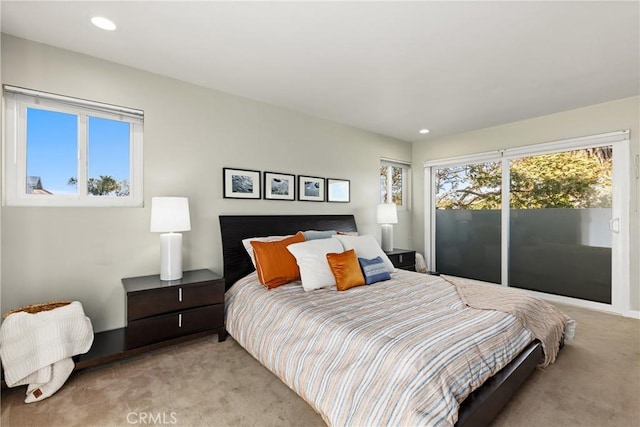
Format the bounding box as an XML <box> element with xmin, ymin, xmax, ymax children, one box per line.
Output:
<box><xmin>0</xmin><ymin>301</ymin><xmax>94</xmax><ymax>402</ymax></box>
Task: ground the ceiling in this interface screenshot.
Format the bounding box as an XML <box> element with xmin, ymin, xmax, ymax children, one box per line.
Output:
<box><xmin>1</xmin><ymin>1</ymin><xmax>638</xmax><ymax>143</ymax></box>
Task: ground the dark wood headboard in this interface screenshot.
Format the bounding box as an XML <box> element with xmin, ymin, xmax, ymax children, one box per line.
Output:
<box><xmin>219</xmin><ymin>214</ymin><xmax>357</xmax><ymax>289</ymax></box>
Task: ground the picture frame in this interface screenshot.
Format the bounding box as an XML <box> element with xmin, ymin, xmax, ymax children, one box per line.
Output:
<box><xmin>297</xmin><ymin>175</ymin><xmax>325</xmax><ymax>202</ymax></box>
<box><xmin>264</xmin><ymin>171</ymin><xmax>295</xmax><ymax>201</ymax></box>
<box><xmin>327</xmin><ymin>178</ymin><xmax>350</xmax><ymax>203</ymax></box>
<box><xmin>223</xmin><ymin>168</ymin><xmax>261</xmax><ymax>199</ymax></box>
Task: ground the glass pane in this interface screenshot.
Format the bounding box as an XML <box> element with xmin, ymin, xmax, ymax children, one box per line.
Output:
<box><xmin>26</xmin><ymin>108</ymin><xmax>78</xmax><ymax>195</ymax></box>
<box><xmin>87</xmin><ymin>116</ymin><xmax>130</xmax><ymax>196</ymax></box>
<box><xmin>435</xmin><ymin>162</ymin><xmax>501</xmax><ymax>283</ymax></box>
<box><xmin>380</xmin><ymin>165</ymin><xmax>388</xmax><ymax>203</ymax></box>
<box><xmin>509</xmin><ymin>147</ymin><xmax>612</xmax><ymax>303</ymax></box>
<box><xmin>391</xmin><ymin>166</ymin><xmax>403</xmax><ymax>206</ymax></box>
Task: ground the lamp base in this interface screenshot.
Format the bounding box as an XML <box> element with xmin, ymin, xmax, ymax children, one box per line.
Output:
<box><xmin>381</xmin><ymin>224</ymin><xmax>394</xmax><ymax>252</ymax></box>
<box><xmin>160</xmin><ymin>232</ymin><xmax>183</xmax><ymax>281</ymax></box>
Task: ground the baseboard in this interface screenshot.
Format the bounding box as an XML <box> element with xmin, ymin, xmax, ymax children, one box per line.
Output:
<box><xmin>625</xmin><ymin>310</ymin><xmax>640</xmax><ymax>319</ymax></box>
<box><xmin>519</xmin><ymin>289</ymin><xmax>639</xmax><ymax>319</ymax></box>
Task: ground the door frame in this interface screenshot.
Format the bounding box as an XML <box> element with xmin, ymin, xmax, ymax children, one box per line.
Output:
<box><xmin>424</xmin><ymin>130</ymin><xmax>631</xmax><ymax>315</ymax></box>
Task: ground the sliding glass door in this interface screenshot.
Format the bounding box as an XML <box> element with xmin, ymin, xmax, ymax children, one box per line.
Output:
<box><xmin>508</xmin><ymin>148</ymin><xmax>613</xmax><ymax>303</ymax></box>
<box><xmin>434</xmin><ymin>161</ymin><xmax>501</xmax><ymax>283</ymax></box>
<box><xmin>427</xmin><ymin>131</ymin><xmax>629</xmax><ymax>309</ymax></box>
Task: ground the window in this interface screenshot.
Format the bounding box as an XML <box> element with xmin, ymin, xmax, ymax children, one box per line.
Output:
<box><xmin>3</xmin><ymin>85</ymin><xmax>143</xmax><ymax>206</ymax></box>
<box><xmin>425</xmin><ymin>130</ymin><xmax>630</xmax><ymax>313</ymax></box>
<box><xmin>380</xmin><ymin>159</ymin><xmax>409</xmax><ymax>209</ymax></box>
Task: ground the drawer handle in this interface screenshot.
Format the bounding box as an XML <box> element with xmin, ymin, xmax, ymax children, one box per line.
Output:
<box><xmin>399</xmin><ymin>254</ymin><xmax>403</xmax><ymax>263</ymax></box>
<box><xmin>179</xmin><ymin>287</ymin><xmax>183</xmax><ymax>302</ymax></box>
<box><xmin>178</xmin><ymin>313</ymin><xmax>182</xmax><ymax>328</ymax></box>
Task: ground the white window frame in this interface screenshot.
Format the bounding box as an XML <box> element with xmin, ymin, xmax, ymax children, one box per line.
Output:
<box><xmin>424</xmin><ymin>130</ymin><xmax>631</xmax><ymax>316</ymax></box>
<box><xmin>2</xmin><ymin>85</ymin><xmax>143</xmax><ymax>207</ymax></box>
<box><xmin>380</xmin><ymin>158</ymin><xmax>410</xmax><ymax>210</ymax></box>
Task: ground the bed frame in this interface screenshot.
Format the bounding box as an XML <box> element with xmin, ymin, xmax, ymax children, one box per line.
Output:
<box><xmin>219</xmin><ymin>214</ymin><xmax>543</xmax><ymax>427</ymax></box>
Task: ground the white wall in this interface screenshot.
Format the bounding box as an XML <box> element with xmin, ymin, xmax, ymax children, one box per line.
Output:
<box><xmin>412</xmin><ymin>96</ymin><xmax>640</xmax><ymax>311</ymax></box>
<box><xmin>0</xmin><ymin>35</ymin><xmax>412</xmax><ymax>331</ymax></box>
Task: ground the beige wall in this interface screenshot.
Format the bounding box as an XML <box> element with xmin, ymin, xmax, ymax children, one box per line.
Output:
<box><xmin>412</xmin><ymin>96</ymin><xmax>640</xmax><ymax>312</ymax></box>
<box><xmin>0</xmin><ymin>35</ymin><xmax>412</xmax><ymax>331</ymax></box>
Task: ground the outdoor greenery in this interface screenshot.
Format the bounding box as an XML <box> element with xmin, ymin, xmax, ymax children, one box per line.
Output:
<box><xmin>436</xmin><ymin>147</ymin><xmax>612</xmax><ymax>209</ymax></box>
<box><xmin>68</xmin><ymin>175</ymin><xmax>130</xmax><ymax>196</ymax></box>
<box><xmin>380</xmin><ymin>165</ymin><xmax>403</xmax><ymax>205</ymax></box>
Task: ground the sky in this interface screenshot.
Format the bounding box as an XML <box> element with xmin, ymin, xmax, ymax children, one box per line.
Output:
<box><xmin>26</xmin><ymin>107</ymin><xmax>130</xmax><ymax>194</ymax></box>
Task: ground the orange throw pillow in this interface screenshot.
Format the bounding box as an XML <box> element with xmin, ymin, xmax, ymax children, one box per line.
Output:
<box><xmin>251</xmin><ymin>232</ymin><xmax>306</xmax><ymax>289</ymax></box>
<box><xmin>326</xmin><ymin>249</ymin><xmax>365</xmax><ymax>291</ymax></box>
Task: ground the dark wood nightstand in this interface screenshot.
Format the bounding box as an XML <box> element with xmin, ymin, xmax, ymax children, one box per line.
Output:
<box><xmin>71</xmin><ymin>269</ymin><xmax>226</xmax><ymax>373</ymax></box>
<box><xmin>385</xmin><ymin>249</ymin><xmax>416</xmax><ymax>271</ymax></box>
<box><xmin>122</xmin><ymin>269</ymin><xmax>226</xmax><ymax>349</ymax></box>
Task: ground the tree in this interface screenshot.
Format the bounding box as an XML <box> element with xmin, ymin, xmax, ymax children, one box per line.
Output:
<box><xmin>68</xmin><ymin>175</ymin><xmax>130</xmax><ymax>196</ymax></box>
<box><xmin>435</xmin><ymin>162</ymin><xmax>501</xmax><ymax>209</ymax></box>
<box><xmin>380</xmin><ymin>164</ymin><xmax>404</xmax><ymax>205</ymax></box>
<box><xmin>436</xmin><ymin>148</ymin><xmax>612</xmax><ymax>209</ymax></box>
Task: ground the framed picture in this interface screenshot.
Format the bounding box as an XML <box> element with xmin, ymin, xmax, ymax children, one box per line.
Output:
<box><xmin>327</xmin><ymin>178</ymin><xmax>350</xmax><ymax>203</ymax></box>
<box><xmin>298</xmin><ymin>175</ymin><xmax>325</xmax><ymax>202</ymax></box>
<box><xmin>264</xmin><ymin>171</ymin><xmax>295</xmax><ymax>201</ymax></box>
<box><xmin>223</xmin><ymin>168</ymin><xmax>261</xmax><ymax>199</ymax></box>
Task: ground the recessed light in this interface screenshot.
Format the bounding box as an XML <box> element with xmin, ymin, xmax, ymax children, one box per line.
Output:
<box><xmin>419</xmin><ymin>129</ymin><xmax>430</xmax><ymax>134</ymax></box>
<box><xmin>91</xmin><ymin>16</ymin><xmax>117</xmax><ymax>31</ymax></box>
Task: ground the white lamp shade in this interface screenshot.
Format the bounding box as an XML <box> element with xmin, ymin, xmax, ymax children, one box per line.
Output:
<box><xmin>150</xmin><ymin>197</ymin><xmax>191</xmax><ymax>232</ymax></box>
<box><xmin>377</xmin><ymin>203</ymin><xmax>398</xmax><ymax>224</ymax></box>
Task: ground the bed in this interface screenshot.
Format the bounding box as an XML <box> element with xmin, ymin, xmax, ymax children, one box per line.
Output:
<box><xmin>219</xmin><ymin>214</ymin><xmax>570</xmax><ymax>426</ymax></box>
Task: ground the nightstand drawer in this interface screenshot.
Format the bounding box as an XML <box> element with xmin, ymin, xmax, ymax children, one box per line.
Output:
<box><xmin>127</xmin><ymin>280</ymin><xmax>224</xmax><ymax>321</ymax></box>
<box><xmin>126</xmin><ymin>304</ymin><xmax>224</xmax><ymax>349</ymax></box>
<box><xmin>386</xmin><ymin>250</ymin><xmax>416</xmax><ymax>271</ymax></box>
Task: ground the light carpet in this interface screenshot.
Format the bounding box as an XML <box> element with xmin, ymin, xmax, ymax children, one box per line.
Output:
<box><xmin>1</xmin><ymin>304</ymin><xmax>638</xmax><ymax>427</ymax></box>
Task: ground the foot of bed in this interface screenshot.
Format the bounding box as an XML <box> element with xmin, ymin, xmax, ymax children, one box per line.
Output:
<box><xmin>455</xmin><ymin>341</ymin><xmax>543</xmax><ymax>427</ymax></box>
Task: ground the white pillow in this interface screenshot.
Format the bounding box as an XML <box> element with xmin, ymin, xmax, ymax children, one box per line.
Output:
<box><xmin>286</xmin><ymin>238</ymin><xmax>344</xmax><ymax>291</ymax></box>
<box><xmin>242</xmin><ymin>235</ymin><xmax>292</xmax><ymax>267</ymax></box>
<box><xmin>333</xmin><ymin>234</ymin><xmax>396</xmax><ymax>273</ymax></box>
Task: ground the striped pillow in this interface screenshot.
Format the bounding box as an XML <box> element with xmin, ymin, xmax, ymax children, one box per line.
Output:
<box><xmin>358</xmin><ymin>256</ymin><xmax>391</xmax><ymax>285</ymax></box>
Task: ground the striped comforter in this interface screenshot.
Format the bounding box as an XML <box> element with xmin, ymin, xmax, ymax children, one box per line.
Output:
<box><xmin>225</xmin><ymin>270</ymin><xmax>535</xmax><ymax>426</ymax></box>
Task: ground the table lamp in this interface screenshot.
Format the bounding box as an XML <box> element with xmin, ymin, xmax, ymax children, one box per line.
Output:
<box><xmin>150</xmin><ymin>197</ymin><xmax>191</xmax><ymax>280</ymax></box>
<box><xmin>377</xmin><ymin>203</ymin><xmax>398</xmax><ymax>252</ymax></box>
